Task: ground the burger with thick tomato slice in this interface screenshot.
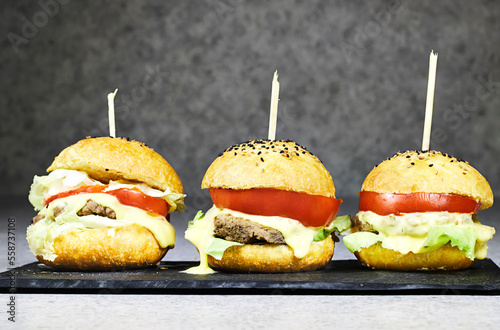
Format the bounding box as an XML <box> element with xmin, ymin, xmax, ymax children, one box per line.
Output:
<box><xmin>27</xmin><ymin>137</ymin><xmax>185</xmax><ymax>270</ymax></box>
<box><xmin>343</xmin><ymin>150</ymin><xmax>495</xmax><ymax>271</ymax></box>
<box><xmin>184</xmin><ymin>139</ymin><xmax>350</xmax><ymax>274</ymax></box>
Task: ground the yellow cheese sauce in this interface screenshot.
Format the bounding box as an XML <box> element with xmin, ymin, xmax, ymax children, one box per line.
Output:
<box><xmin>356</xmin><ymin>211</ymin><xmax>495</xmax><ymax>259</ymax></box>
<box><xmin>183</xmin><ymin>207</ymin><xmax>219</xmax><ymax>274</ymax></box>
<box><xmin>27</xmin><ymin>193</ymin><xmax>176</xmax><ymax>261</ymax></box>
<box><xmin>183</xmin><ymin>206</ymin><xmax>323</xmax><ymax>274</ymax></box>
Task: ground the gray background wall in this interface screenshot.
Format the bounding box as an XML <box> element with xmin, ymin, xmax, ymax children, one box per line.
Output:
<box><xmin>2</xmin><ymin>0</ymin><xmax>500</xmax><ymax>216</ymax></box>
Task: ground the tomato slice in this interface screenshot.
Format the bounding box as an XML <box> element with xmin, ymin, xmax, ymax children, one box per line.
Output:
<box><xmin>358</xmin><ymin>191</ymin><xmax>481</xmax><ymax>216</ymax></box>
<box><xmin>45</xmin><ymin>185</ymin><xmax>169</xmax><ymax>217</ymax></box>
<box><xmin>209</xmin><ymin>188</ymin><xmax>342</xmax><ymax>227</ymax></box>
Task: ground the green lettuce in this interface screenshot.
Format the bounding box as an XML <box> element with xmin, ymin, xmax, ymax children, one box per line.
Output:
<box><xmin>421</xmin><ymin>226</ymin><xmax>478</xmax><ymax>259</ymax></box>
<box><xmin>342</xmin><ymin>225</ymin><xmax>480</xmax><ymax>260</ymax></box>
<box><xmin>343</xmin><ymin>232</ymin><xmax>382</xmax><ymax>253</ymax></box>
<box><xmin>313</xmin><ymin>215</ymin><xmax>351</xmax><ymax>241</ymax></box>
<box><xmin>189</xmin><ymin>210</ymin><xmax>205</xmax><ymax>226</ymax></box>
<box><xmin>205</xmin><ymin>237</ymin><xmax>243</xmax><ymax>260</ymax></box>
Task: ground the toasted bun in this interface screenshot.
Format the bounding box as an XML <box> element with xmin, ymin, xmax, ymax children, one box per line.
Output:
<box><xmin>47</xmin><ymin>137</ymin><xmax>183</xmax><ymax>194</ymax></box>
<box><xmin>207</xmin><ymin>236</ymin><xmax>334</xmax><ymax>273</ymax></box>
<box><xmin>35</xmin><ymin>224</ymin><xmax>168</xmax><ymax>270</ymax></box>
<box><xmin>362</xmin><ymin>150</ymin><xmax>493</xmax><ymax>210</ymax></box>
<box><xmin>354</xmin><ymin>242</ymin><xmax>475</xmax><ymax>271</ymax></box>
<box><xmin>202</xmin><ymin>139</ymin><xmax>336</xmax><ymax>197</ymax></box>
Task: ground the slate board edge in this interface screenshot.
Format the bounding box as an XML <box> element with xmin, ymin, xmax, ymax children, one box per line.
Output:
<box><xmin>1</xmin><ymin>259</ymin><xmax>500</xmax><ymax>295</ymax></box>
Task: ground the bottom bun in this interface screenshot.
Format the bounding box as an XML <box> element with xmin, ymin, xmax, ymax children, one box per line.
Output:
<box><xmin>208</xmin><ymin>236</ymin><xmax>334</xmax><ymax>273</ymax></box>
<box><xmin>36</xmin><ymin>224</ymin><xmax>168</xmax><ymax>270</ymax></box>
<box><xmin>354</xmin><ymin>242</ymin><xmax>476</xmax><ymax>271</ymax></box>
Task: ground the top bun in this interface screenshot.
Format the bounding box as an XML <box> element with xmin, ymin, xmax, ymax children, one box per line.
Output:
<box><xmin>47</xmin><ymin>137</ymin><xmax>184</xmax><ymax>194</ymax></box>
<box><xmin>202</xmin><ymin>139</ymin><xmax>336</xmax><ymax>197</ymax></box>
<box><xmin>362</xmin><ymin>150</ymin><xmax>493</xmax><ymax>210</ymax></box>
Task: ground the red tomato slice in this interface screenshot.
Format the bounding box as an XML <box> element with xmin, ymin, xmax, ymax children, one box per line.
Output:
<box><xmin>358</xmin><ymin>191</ymin><xmax>481</xmax><ymax>216</ymax></box>
<box><xmin>45</xmin><ymin>185</ymin><xmax>169</xmax><ymax>217</ymax></box>
<box><xmin>209</xmin><ymin>188</ymin><xmax>342</xmax><ymax>227</ymax></box>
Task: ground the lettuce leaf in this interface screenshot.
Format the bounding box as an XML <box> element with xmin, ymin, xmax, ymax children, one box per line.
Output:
<box><xmin>313</xmin><ymin>215</ymin><xmax>351</xmax><ymax>241</ymax></box>
<box><xmin>343</xmin><ymin>225</ymin><xmax>481</xmax><ymax>260</ymax></box>
<box><xmin>420</xmin><ymin>226</ymin><xmax>478</xmax><ymax>259</ymax></box>
<box><xmin>28</xmin><ymin>169</ymin><xmax>97</xmax><ymax>211</ymax></box>
<box><xmin>189</xmin><ymin>210</ymin><xmax>205</xmax><ymax>226</ymax></box>
<box><xmin>342</xmin><ymin>232</ymin><xmax>383</xmax><ymax>253</ymax></box>
<box><xmin>205</xmin><ymin>237</ymin><xmax>243</xmax><ymax>260</ymax></box>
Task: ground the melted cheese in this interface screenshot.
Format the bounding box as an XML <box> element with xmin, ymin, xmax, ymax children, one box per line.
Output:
<box><xmin>356</xmin><ymin>211</ymin><xmax>495</xmax><ymax>259</ymax></box>
<box><xmin>357</xmin><ymin>211</ymin><xmax>475</xmax><ymax>236</ymax></box>
<box><xmin>183</xmin><ymin>207</ymin><xmax>219</xmax><ymax>274</ymax></box>
<box><xmin>183</xmin><ymin>206</ymin><xmax>322</xmax><ymax>274</ymax></box>
<box><xmin>27</xmin><ymin>193</ymin><xmax>176</xmax><ymax>261</ymax></box>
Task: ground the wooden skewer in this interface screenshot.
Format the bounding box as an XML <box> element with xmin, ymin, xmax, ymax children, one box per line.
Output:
<box><xmin>268</xmin><ymin>71</ymin><xmax>280</xmax><ymax>141</ymax></box>
<box><xmin>107</xmin><ymin>89</ymin><xmax>118</xmax><ymax>138</ymax></box>
<box><xmin>421</xmin><ymin>51</ymin><xmax>438</xmax><ymax>151</ymax></box>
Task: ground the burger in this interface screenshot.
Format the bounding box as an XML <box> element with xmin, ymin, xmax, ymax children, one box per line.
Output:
<box><xmin>184</xmin><ymin>139</ymin><xmax>350</xmax><ymax>274</ymax></box>
<box><xmin>27</xmin><ymin>137</ymin><xmax>185</xmax><ymax>270</ymax></box>
<box><xmin>343</xmin><ymin>150</ymin><xmax>495</xmax><ymax>271</ymax></box>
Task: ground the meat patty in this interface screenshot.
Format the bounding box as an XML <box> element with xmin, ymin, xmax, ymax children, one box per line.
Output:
<box><xmin>214</xmin><ymin>213</ymin><xmax>285</xmax><ymax>244</ymax></box>
<box><xmin>77</xmin><ymin>200</ymin><xmax>116</xmax><ymax>219</ymax></box>
<box><xmin>32</xmin><ymin>214</ymin><xmax>44</xmax><ymax>224</ymax></box>
<box><xmin>33</xmin><ymin>200</ymin><xmax>117</xmax><ymax>224</ymax></box>
<box><xmin>352</xmin><ymin>214</ymin><xmax>378</xmax><ymax>233</ymax></box>
<box><xmin>32</xmin><ymin>204</ymin><xmax>66</xmax><ymax>224</ymax></box>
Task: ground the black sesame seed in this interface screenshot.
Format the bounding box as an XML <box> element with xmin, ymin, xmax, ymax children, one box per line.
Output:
<box><xmin>411</xmin><ymin>162</ymin><xmax>415</xmax><ymax>165</ymax></box>
<box><xmin>286</xmin><ymin>154</ymin><xmax>289</xmax><ymax>157</ymax></box>
<box><xmin>406</xmin><ymin>155</ymin><xmax>410</xmax><ymax>158</ymax></box>
<box><xmin>260</xmin><ymin>157</ymin><xmax>264</xmax><ymax>162</ymax></box>
<box><xmin>258</xmin><ymin>151</ymin><xmax>262</xmax><ymax>155</ymax></box>
<box><xmin>429</xmin><ymin>164</ymin><xmax>434</xmax><ymax>167</ymax></box>
<box><xmin>105</xmin><ymin>168</ymin><xmax>109</xmax><ymax>171</ymax></box>
<box><xmin>280</xmin><ymin>150</ymin><xmax>284</xmax><ymax>153</ymax></box>
<box><xmin>234</xmin><ymin>152</ymin><xmax>237</xmax><ymax>156</ymax></box>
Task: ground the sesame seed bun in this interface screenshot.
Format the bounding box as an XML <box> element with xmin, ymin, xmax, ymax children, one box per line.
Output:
<box><xmin>362</xmin><ymin>150</ymin><xmax>493</xmax><ymax>210</ymax></box>
<box><xmin>208</xmin><ymin>236</ymin><xmax>334</xmax><ymax>273</ymax></box>
<box><xmin>47</xmin><ymin>136</ymin><xmax>184</xmax><ymax>194</ymax></box>
<box><xmin>202</xmin><ymin>139</ymin><xmax>336</xmax><ymax>198</ymax></box>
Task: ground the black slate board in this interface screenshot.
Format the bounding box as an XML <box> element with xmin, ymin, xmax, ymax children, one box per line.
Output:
<box><xmin>1</xmin><ymin>259</ymin><xmax>500</xmax><ymax>295</ymax></box>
